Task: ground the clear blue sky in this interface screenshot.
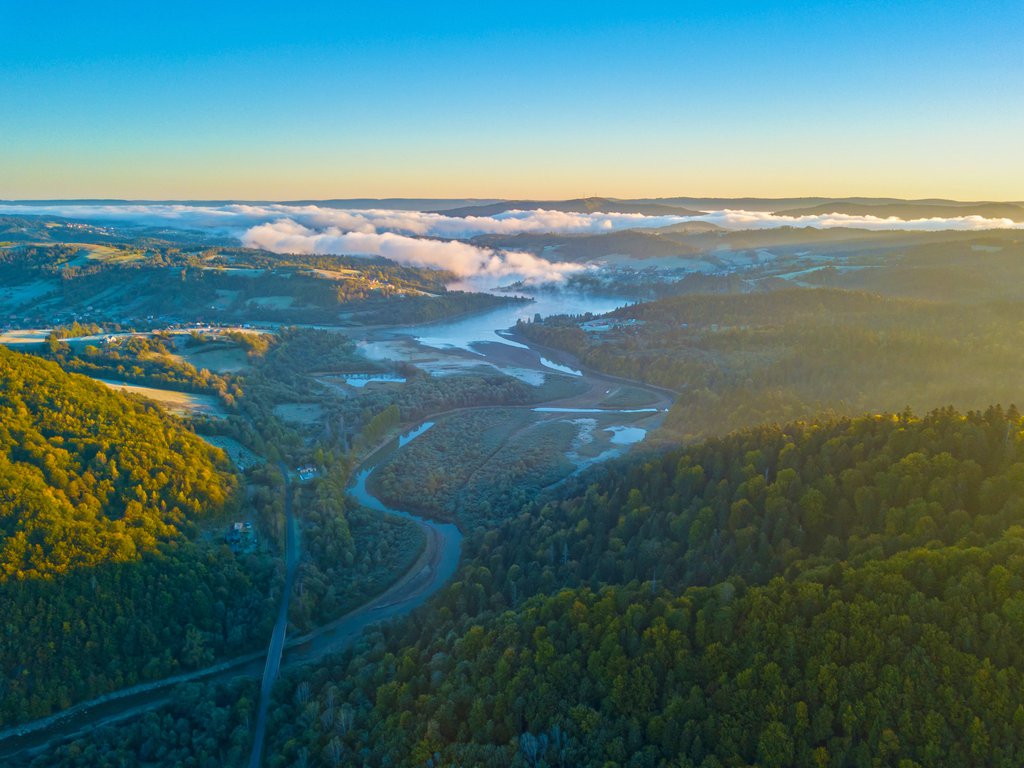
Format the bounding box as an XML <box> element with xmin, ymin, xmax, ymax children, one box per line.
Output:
<box><xmin>2</xmin><ymin>1</ymin><xmax>1022</xmax><ymax>199</ymax></box>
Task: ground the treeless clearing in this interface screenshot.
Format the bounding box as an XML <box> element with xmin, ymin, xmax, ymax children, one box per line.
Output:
<box><xmin>180</xmin><ymin>346</ymin><xmax>252</xmax><ymax>373</ymax></box>
<box><xmin>197</xmin><ymin>435</ymin><xmax>264</xmax><ymax>470</ymax></box>
<box><xmin>93</xmin><ymin>379</ymin><xmax>227</xmax><ymax>417</ymax></box>
<box><xmin>272</xmin><ymin>402</ymin><xmax>324</xmax><ymax>425</ymax></box>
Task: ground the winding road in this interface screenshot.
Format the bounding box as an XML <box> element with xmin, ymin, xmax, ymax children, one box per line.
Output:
<box><xmin>0</xmin><ymin>324</ymin><xmax>673</xmax><ymax>765</ymax></box>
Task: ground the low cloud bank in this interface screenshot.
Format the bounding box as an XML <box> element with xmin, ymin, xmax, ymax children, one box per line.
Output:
<box><xmin>241</xmin><ymin>219</ymin><xmax>584</xmax><ymax>283</ymax></box>
<box><xmin>0</xmin><ymin>202</ymin><xmax>610</xmax><ymax>284</ymax></box>
<box><xmin>0</xmin><ymin>202</ymin><xmax>1021</xmax><ymax>283</ymax></box>
<box><xmin>692</xmin><ymin>209</ymin><xmax>1024</xmax><ymax>232</ymax></box>
<box><xmin>2</xmin><ymin>201</ymin><xmax>1020</xmax><ymax>237</ymax></box>
<box><xmin>0</xmin><ymin>202</ymin><xmax>689</xmax><ymax>237</ymax></box>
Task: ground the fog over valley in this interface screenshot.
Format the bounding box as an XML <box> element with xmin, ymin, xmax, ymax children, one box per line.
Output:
<box><xmin>4</xmin><ymin>2</ymin><xmax>1024</xmax><ymax>764</ymax></box>
<box><xmin>3</xmin><ymin>199</ymin><xmax>1023</xmax><ymax>287</ymax></box>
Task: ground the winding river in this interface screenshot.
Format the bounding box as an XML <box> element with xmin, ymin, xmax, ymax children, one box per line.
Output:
<box><xmin>394</xmin><ymin>290</ymin><xmax>628</xmax><ymax>353</ymax></box>
<box><xmin>0</xmin><ymin>291</ymin><xmax>668</xmax><ymax>764</ymax></box>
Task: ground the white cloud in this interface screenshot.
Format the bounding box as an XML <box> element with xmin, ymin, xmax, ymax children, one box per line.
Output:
<box><xmin>0</xmin><ymin>202</ymin><xmax>691</xmax><ymax>237</ymax></box>
<box><xmin>240</xmin><ymin>219</ymin><xmax>585</xmax><ymax>283</ymax></box>
<box><xmin>0</xmin><ymin>202</ymin><xmax>606</xmax><ymax>284</ymax></box>
<box><xmin>0</xmin><ymin>202</ymin><xmax>1020</xmax><ymax>284</ymax></box>
<box><xmin>690</xmin><ymin>209</ymin><xmax>1024</xmax><ymax>232</ymax></box>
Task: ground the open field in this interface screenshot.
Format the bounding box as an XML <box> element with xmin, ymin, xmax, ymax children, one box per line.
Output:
<box><xmin>209</xmin><ymin>289</ymin><xmax>239</xmax><ymax>309</ymax></box>
<box><xmin>0</xmin><ymin>281</ymin><xmax>58</xmax><ymax>313</ymax></box>
<box><xmin>0</xmin><ymin>328</ymin><xmax>50</xmax><ymax>346</ymax></box>
<box><xmin>272</xmin><ymin>402</ymin><xmax>324</xmax><ymax>425</ymax></box>
<box><xmin>597</xmin><ymin>384</ymin><xmax>662</xmax><ymax>408</ymax></box>
<box><xmin>197</xmin><ymin>435</ymin><xmax>265</xmax><ymax>470</ymax></box>
<box><xmin>92</xmin><ymin>379</ymin><xmax>227</xmax><ymax>417</ymax></box>
<box><xmin>178</xmin><ymin>345</ymin><xmax>252</xmax><ymax>372</ymax></box>
<box><xmin>246</xmin><ymin>295</ymin><xmax>295</xmax><ymax>309</ymax></box>
<box><xmin>77</xmin><ymin>243</ymin><xmax>142</xmax><ymax>263</ymax></box>
<box><xmin>310</xmin><ymin>267</ymin><xmax>362</xmax><ymax>280</ymax></box>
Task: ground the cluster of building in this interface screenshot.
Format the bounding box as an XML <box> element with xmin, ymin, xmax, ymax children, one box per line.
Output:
<box><xmin>225</xmin><ymin>521</ymin><xmax>258</xmax><ymax>554</ymax></box>
<box><xmin>296</xmin><ymin>464</ymin><xmax>318</xmax><ymax>481</ymax></box>
<box><xmin>580</xmin><ymin>317</ymin><xmax>645</xmax><ymax>333</ymax></box>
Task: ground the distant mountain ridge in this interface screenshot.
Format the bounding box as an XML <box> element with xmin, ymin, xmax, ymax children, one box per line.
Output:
<box><xmin>635</xmin><ymin>196</ymin><xmax>1024</xmax><ymax>212</ymax></box>
<box><xmin>776</xmin><ymin>200</ymin><xmax>1024</xmax><ymax>222</ymax></box>
<box><xmin>7</xmin><ymin>197</ymin><xmax>1023</xmax><ymax>221</ymax></box>
<box><xmin>438</xmin><ymin>197</ymin><xmax>706</xmax><ymax>218</ymax></box>
<box><xmin>2</xmin><ymin>198</ymin><xmax>502</xmax><ymax>212</ymax></box>
<box><xmin>439</xmin><ymin>196</ymin><xmax>1024</xmax><ymax>222</ymax></box>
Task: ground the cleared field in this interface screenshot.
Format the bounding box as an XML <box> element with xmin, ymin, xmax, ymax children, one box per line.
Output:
<box><xmin>210</xmin><ymin>289</ymin><xmax>240</xmax><ymax>309</ymax></box>
<box><xmin>198</xmin><ymin>266</ymin><xmax>265</xmax><ymax>277</ymax></box>
<box><xmin>180</xmin><ymin>346</ymin><xmax>252</xmax><ymax>373</ymax></box>
<box><xmin>197</xmin><ymin>435</ymin><xmax>264</xmax><ymax>470</ymax></box>
<box><xmin>597</xmin><ymin>385</ymin><xmax>662</xmax><ymax>408</ymax></box>
<box><xmin>0</xmin><ymin>328</ymin><xmax>50</xmax><ymax>346</ymax></box>
<box><xmin>311</xmin><ymin>267</ymin><xmax>362</xmax><ymax>280</ymax></box>
<box><xmin>93</xmin><ymin>379</ymin><xmax>227</xmax><ymax>417</ymax></box>
<box><xmin>246</xmin><ymin>295</ymin><xmax>295</xmax><ymax>309</ymax></box>
<box><xmin>0</xmin><ymin>281</ymin><xmax>58</xmax><ymax>311</ymax></box>
<box><xmin>272</xmin><ymin>402</ymin><xmax>324</xmax><ymax>425</ymax></box>
<box><xmin>79</xmin><ymin>243</ymin><xmax>138</xmax><ymax>262</ymax></box>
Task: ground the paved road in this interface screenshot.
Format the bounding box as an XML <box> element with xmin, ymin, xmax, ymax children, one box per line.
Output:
<box><xmin>0</xmin><ymin>432</ymin><xmax>464</xmax><ymax>766</ymax></box>
<box><xmin>248</xmin><ymin>463</ymin><xmax>299</xmax><ymax>768</ymax></box>
<box><xmin>0</xmin><ymin>331</ymin><xmax>673</xmax><ymax>764</ymax></box>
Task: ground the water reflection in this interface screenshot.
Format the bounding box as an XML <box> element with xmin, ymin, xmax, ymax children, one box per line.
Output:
<box><xmin>395</xmin><ymin>291</ymin><xmax>628</xmax><ymax>353</ymax></box>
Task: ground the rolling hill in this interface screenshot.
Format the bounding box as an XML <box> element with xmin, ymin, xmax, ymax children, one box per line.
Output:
<box><xmin>0</xmin><ymin>346</ymin><xmax>271</xmax><ymax>725</ymax></box>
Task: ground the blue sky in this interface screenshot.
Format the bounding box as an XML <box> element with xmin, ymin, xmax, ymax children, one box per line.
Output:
<box><xmin>2</xmin><ymin>1</ymin><xmax>1022</xmax><ymax>199</ymax></box>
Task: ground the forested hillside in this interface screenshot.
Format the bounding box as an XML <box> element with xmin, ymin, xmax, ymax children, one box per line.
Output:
<box><xmin>0</xmin><ymin>227</ymin><xmax>521</xmax><ymax>328</ymax></box>
<box><xmin>0</xmin><ymin>346</ymin><xmax>273</xmax><ymax>725</ymax></box>
<box><xmin>259</xmin><ymin>406</ymin><xmax>1024</xmax><ymax>767</ymax></box>
<box><xmin>518</xmin><ymin>288</ymin><xmax>1024</xmax><ymax>442</ymax></box>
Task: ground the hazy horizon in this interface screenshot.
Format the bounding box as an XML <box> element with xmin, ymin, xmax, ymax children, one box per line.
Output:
<box><xmin>5</xmin><ymin>194</ymin><xmax>1024</xmax><ymax>204</ymax></box>
<box><xmin>7</xmin><ymin>4</ymin><xmax>1024</xmax><ymax>767</ymax></box>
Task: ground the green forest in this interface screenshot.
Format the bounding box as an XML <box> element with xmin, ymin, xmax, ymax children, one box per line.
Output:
<box><xmin>9</xmin><ymin>216</ymin><xmax>1024</xmax><ymax>767</ymax></box>
<box><xmin>288</xmin><ymin>452</ymin><xmax>426</xmax><ymax>630</ymax></box>
<box><xmin>252</xmin><ymin>406</ymin><xmax>1024</xmax><ymax>767</ymax></box>
<box><xmin>518</xmin><ymin>288</ymin><xmax>1024</xmax><ymax>442</ymax></box>
<box><xmin>0</xmin><ymin>222</ymin><xmax>522</xmax><ymax>329</ymax></box>
<box><xmin>0</xmin><ymin>346</ymin><xmax>274</xmax><ymax>725</ymax></box>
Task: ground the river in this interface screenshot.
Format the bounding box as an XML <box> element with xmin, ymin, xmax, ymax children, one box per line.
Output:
<box><xmin>395</xmin><ymin>290</ymin><xmax>629</xmax><ymax>353</ymax></box>
<box><xmin>0</xmin><ymin>291</ymin><xmax>664</xmax><ymax>764</ymax></box>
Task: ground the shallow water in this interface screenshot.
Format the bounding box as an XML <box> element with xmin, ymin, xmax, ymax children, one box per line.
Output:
<box><xmin>532</xmin><ymin>406</ymin><xmax>662</xmax><ymax>414</ymax></box>
<box><xmin>348</xmin><ymin>466</ymin><xmax>463</xmax><ymax>611</ymax></box>
<box><xmin>347</xmin><ymin>423</ymin><xmax>462</xmax><ymax>613</ymax></box>
<box><xmin>604</xmin><ymin>425</ymin><xmax>648</xmax><ymax>445</ymax></box>
<box><xmin>539</xmin><ymin>357</ymin><xmax>582</xmax><ymax>376</ymax></box>
<box><xmin>395</xmin><ymin>291</ymin><xmax>628</xmax><ymax>353</ymax></box>
<box><xmin>399</xmin><ymin>421</ymin><xmax>435</xmax><ymax>447</ymax></box>
<box><xmin>345</xmin><ymin>375</ymin><xmax>407</xmax><ymax>387</ymax></box>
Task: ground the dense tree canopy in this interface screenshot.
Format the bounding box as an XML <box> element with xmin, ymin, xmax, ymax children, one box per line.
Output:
<box><xmin>0</xmin><ymin>346</ymin><xmax>274</xmax><ymax>726</ymax></box>
<box><xmin>259</xmin><ymin>406</ymin><xmax>1024</xmax><ymax>767</ymax></box>
<box><xmin>0</xmin><ymin>346</ymin><xmax>237</xmax><ymax>578</ymax></box>
<box><xmin>518</xmin><ymin>288</ymin><xmax>1024</xmax><ymax>442</ymax></box>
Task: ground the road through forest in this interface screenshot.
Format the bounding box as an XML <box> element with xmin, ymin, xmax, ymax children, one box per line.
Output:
<box><xmin>0</xmin><ymin>326</ymin><xmax>673</xmax><ymax>765</ymax></box>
